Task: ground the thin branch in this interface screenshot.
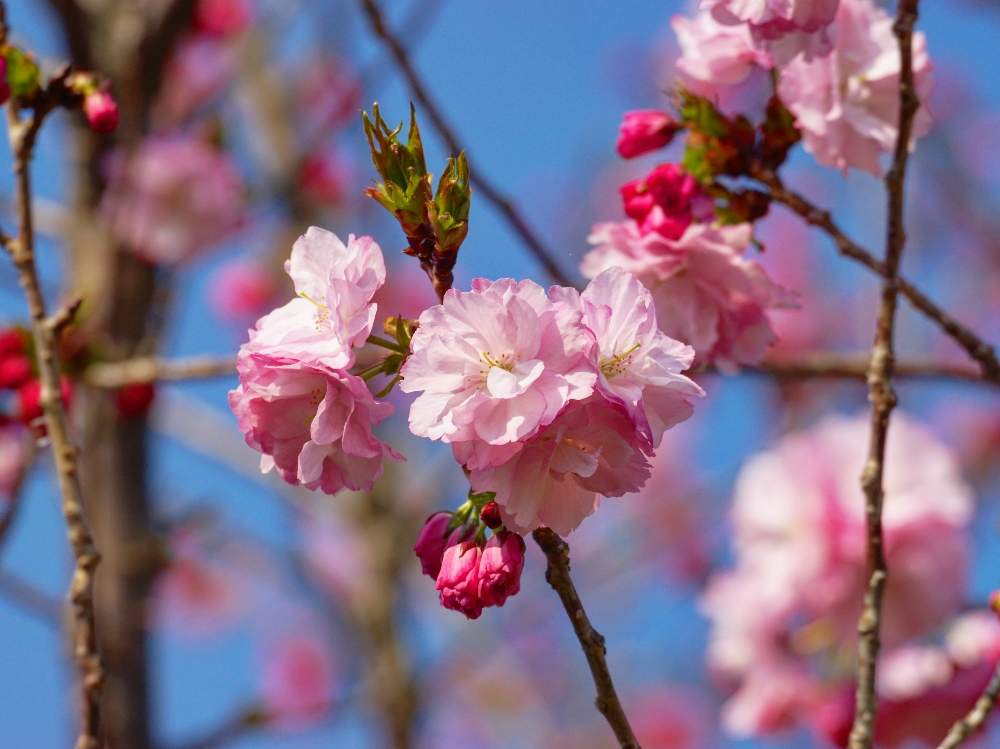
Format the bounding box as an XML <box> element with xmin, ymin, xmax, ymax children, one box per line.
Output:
<box><xmin>751</xmin><ymin>168</ymin><xmax>1000</xmax><ymax>384</ymax></box>
<box><xmin>935</xmin><ymin>660</ymin><xmax>1000</xmax><ymax>749</ymax></box>
<box><xmin>532</xmin><ymin>527</ymin><xmax>641</xmax><ymax>749</ymax></box>
<box><xmin>84</xmin><ymin>355</ymin><xmax>237</xmax><ymax>388</ymax></box>
<box><xmin>0</xmin><ymin>568</ymin><xmax>62</xmax><ymax>624</ymax></box>
<box><xmin>749</xmin><ymin>353</ymin><xmax>992</xmax><ymax>384</ymax></box>
<box><xmin>848</xmin><ymin>3</ymin><xmax>921</xmax><ymax>747</ymax></box>
<box><xmin>171</xmin><ymin>704</ymin><xmax>269</xmax><ymax>749</ymax></box>
<box><xmin>357</xmin><ymin>0</ymin><xmax>573</xmax><ymax>287</ymax></box>
<box><xmin>0</xmin><ymin>11</ymin><xmax>104</xmax><ymax>744</ymax></box>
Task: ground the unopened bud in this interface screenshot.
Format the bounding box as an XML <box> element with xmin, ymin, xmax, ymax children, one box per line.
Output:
<box><xmin>480</xmin><ymin>500</ymin><xmax>502</xmax><ymax>529</ymax></box>
<box><xmin>84</xmin><ymin>91</ymin><xmax>119</xmax><ymax>134</ymax></box>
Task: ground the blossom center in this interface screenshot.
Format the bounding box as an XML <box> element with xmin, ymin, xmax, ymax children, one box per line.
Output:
<box><xmin>481</xmin><ymin>351</ymin><xmax>516</xmax><ymax>372</ymax></box>
<box><xmin>599</xmin><ymin>343</ymin><xmax>641</xmax><ymax>379</ymax></box>
<box><xmin>298</xmin><ymin>291</ymin><xmax>331</xmax><ymax>331</ymax></box>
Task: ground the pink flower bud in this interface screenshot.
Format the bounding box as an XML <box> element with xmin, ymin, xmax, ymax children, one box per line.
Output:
<box><xmin>435</xmin><ymin>539</ymin><xmax>483</xmax><ymax>619</ymax></box>
<box><xmin>413</xmin><ymin>511</ymin><xmax>452</xmax><ymax>579</ymax></box>
<box><xmin>477</xmin><ymin>531</ymin><xmax>525</xmax><ymax>608</ymax></box>
<box><xmin>84</xmin><ymin>91</ymin><xmax>119</xmax><ymax>134</ymax></box>
<box><xmin>616</xmin><ymin>110</ymin><xmax>679</xmax><ymax>159</ymax></box>
<box><xmin>620</xmin><ymin>163</ymin><xmax>702</xmax><ymax>239</ymax></box>
<box><xmin>195</xmin><ymin>0</ymin><xmax>252</xmax><ymax>38</ymax></box>
<box><xmin>479</xmin><ymin>500</ymin><xmax>502</xmax><ymax>529</ymax></box>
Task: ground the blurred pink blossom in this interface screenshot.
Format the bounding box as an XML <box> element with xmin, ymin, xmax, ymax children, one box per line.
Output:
<box><xmin>672</xmin><ymin>10</ymin><xmax>772</xmax><ymax>98</ymax></box>
<box><xmin>0</xmin><ymin>426</ymin><xmax>26</xmax><ymax>499</ymax></box>
<box><xmin>778</xmin><ymin>0</ymin><xmax>932</xmax><ymax>175</ymax></box>
<box><xmin>210</xmin><ymin>258</ymin><xmax>279</xmax><ymax>323</ymax></box>
<box><xmin>156</xmin><ymin>36</ymin><xmax>235</xmax><ymax>125</ymax></box>
<box><xmin>102</xmin><ymin>136</ymin><xmax>244</xmax><ymax>264</ymax></box>
<box><xmin>261</xmin><ymin>633</ymin><xmax>335</xmax><ymax>727</ymax></box>
<box><xmin>616</xmin><ymin>110</ymin><xmax>680</xmax><ymax>159</ymax></box>
<box><xmin>194</xmin><ymin>0</ymin><xmax>251</xmax><ymax>38</ymax></box>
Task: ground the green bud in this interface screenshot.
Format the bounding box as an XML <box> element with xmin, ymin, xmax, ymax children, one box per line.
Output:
<box><xmin>3</xmin><ymin>45</ymin><xmax>40</xmax><ymax>99</ymax></box>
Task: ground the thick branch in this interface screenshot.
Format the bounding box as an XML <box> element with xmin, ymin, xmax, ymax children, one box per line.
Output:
<box><xmin>532</xmin><ymin>527</ymin><xmax>641</xmax><ymax>749</ymax></box>
<box><xmin>935</xmin><ymin>661</ymin><xmax>1000</xmax><ymax>749</ymax></box>
<box><xmin>848</xmin><ymin>3</ymin><xmax>920</xmax><ymax>747</ymax></box>
<box><xmin>358</xmin><ymin>0</ymin><xmax>573</xmax><ymax>286</ymax></box>
<box><xmin>752</xmin><ymin>169</ymin><xmax>1000</xmax><ymax>384</ymax></box>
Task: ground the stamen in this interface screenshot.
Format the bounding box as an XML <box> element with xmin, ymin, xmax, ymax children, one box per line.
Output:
<box><xmin>600</xmin><ymin>342</ymin><xmax>641</xmax><ymax>379</ymax></box>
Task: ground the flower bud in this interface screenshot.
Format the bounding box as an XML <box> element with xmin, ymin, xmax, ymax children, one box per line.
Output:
<box><xmin>620</xmin><ymin>163</ymin><xmax>702</xmax><ymax>239</ymax></box>
<box><xmin>0</xmin><ymin>355</ymin><xmax>32</xmax><ymax>390</ymax></box>
<box><xmin>479</xmin><ymin>500</ymin><xmax>502</xmax><ymax>529</ymax></box>
<box><xmin>0</xmin><ymin>328</ymin><xmax>25</xmax><ymax>359</ymax></box>
<box><xmin>435</xmin><ymin>539</ymin><xmax>483</xmax><ymax>619</ymax></box>
<box><xmin>616</xmin><ymin>110</ymin><xmax>679</xmax><ymax>159</ymax></box>
<box><xmin>116</xmin><ymin>382</ymin><xmax>156</xmax><ymax>419</ymax></box>
<box><xmin>477</xmin><ymin>531</ymin><xmax>525</xmax><ymax>608</ymax></box>
<box><xmin>17</xmin><ymin>376</ymin><xmax>73</xmax><ymax>425</ymax></box>
<box><xmin>84</xmin><ymin>91</ymin><xmax>119</xmax><ymax>134</ymax></box>
<box><xmin>413</xmin><ymin>511</ymin><xmax>452</xmax><ymax>579</ymax></box>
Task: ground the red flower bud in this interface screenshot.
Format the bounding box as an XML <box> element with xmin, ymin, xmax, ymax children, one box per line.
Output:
<box><xmin>477</xmin><ymin>531</ymin><xmax>525</xmax><ymax>608</ymax></box>
<box><xmin>115</xmin><ymin>382</ymin><xmax>156</xmax><ymax>419</ymax></box>
<box><xmin>0</xmin><ymin>355</ymin><xmax>33</xmax><ymax>390</ymax></box>
<box><xmin>0</xmin><ymin>328</ymin><xmax>25</xmax><ymax>359</ymax></box>
<box><xmin>84</xmin><ymin>91</ymin><xmax>119</xmax><ymax>134</ymax></box>
<box><xmin>616</xmin><ymin>110</ymin><xmax>680</xmax><ymax>159</ymax></box>
<box><xmin>413</xmin><ymin>511</ymin><xmax>452</xmax><ymax>579</ymax></box>
<box><xmin>435</xmin><ymin>539</ymin><xmax>483</xmax><ymax>619</ymax></box>
<box><xmin>479</xmin><ymin>500</ymin><xmax>502</xmax><ymax>529</ymax></box>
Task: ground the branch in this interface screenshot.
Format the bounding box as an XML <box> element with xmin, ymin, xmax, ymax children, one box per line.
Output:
<box><xmin>84</xmin><ymin>355</ymin><xmax>237</xmax><ymax>388</ymax></box>
<box><xmin>532</xmin><ymin>527</ymin><xmax>641</xmax><ymax>749</ymax></box>
<box><xmin>171</xmin><ymin>704</ymin><xmax>269</xmax><ymax>749</ymax></box>
<box><xmin>357</xmin><ymin>0</ymin><xmax>573</xmax><ymax>287</ymax></box>
<box><xmin>749</xmin><ymin>353</ymin><xmax>992</xmax><ymax>384</ymax></box>
<box><xmin>848</xmin><ymin>3</ymin><xmax>921</xmax><ymax>747</ymax></box>
<box><xmin>0</xmin><ymin>568</ymin><xmax>62</xmax><ymax>624</ymax></box>
<box><xmin>751</xmin><ymin>169</ymin><xmax>1000</xmax><ymax>385</ymax></box>
<box><xmin>935</xmin><ymin>660</ymin><xmax>1000</xmax><ymax>749</ymax></box>
<box><xmin>0</xmin><ymin>19</ymin><xmax>104</xmax><ymax>746</ymax></box>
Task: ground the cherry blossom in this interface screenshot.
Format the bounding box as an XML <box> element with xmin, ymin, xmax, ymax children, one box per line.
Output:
<box><xmin>778</xmin><ymin>0</ymin><xmax>933</xmax><ymax>174</ymax></box>
<box><xmin>229</xmin><ymin>352</ymin><xmax>400</xmax><ymax>495</ymax></box>
<box><xmin>704</xmin><ymin>0</ymin><xmax>839</xmax><ymax>63</ymax></box>
<box><xmin>261</xmin><ymin>633</ymin><xmax>336</xmax><ymax>727</ymax></box>
<box><xmin>672</xmin><ymin>10</ymin><xmax>772</xmax><ymax>98</ymax></box>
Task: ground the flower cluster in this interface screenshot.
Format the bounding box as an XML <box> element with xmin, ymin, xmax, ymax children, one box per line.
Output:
<box><xmin>229</xmin><ymin>227</ymin><xmax>401</xmax><ymax>496</ymax></box>
<box><xmin>701</xmin><ymin>413</ymin><xmax>978</xmax><ymax>743</ymax></box>
<box><xmin>414</xmin><ymin>503</ymin><xmax>527</xmax><ymax>620</ymax></box>
<box><xmin>583</xmin><ymin>178</ymin><xmax>794</xmax><ymax>371</ymax></box>
<box><xmin>401</xmin><ymin>267</ymin><xmax>703</xmax><ymax>536</ymax></box>
<box><xmin>672</xmin><ymin>0</ymin><xmax>932</xmax><ymax>174</ymax></box>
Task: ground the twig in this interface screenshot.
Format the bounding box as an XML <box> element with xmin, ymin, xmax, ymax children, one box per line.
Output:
<box><xmin>848</xmin><ymin>3</ymin><xmax>921</xmax><ymax>747</ymax></box>
<box><xmin>0</xmin><ymin>10</ymin><xmax>104</xmax><ymax>744</ymax></box>
<box><xmin>0</xmin><ymin>568</ymin><xmax>62</xmax><ymax>624</ymax></box>
<box><xmin>532</xmin><ymin>527</ymin><xmax>641</xmax><ymax>749</ymax></box>
<box><xmin>751</xmin><ymin>169</ymin><xmax>1000</xmax><ymax>384</ymax></box>
<box><xmin>749</xmin><ymin>353</ymin><xmax>992</xmax><ymax>384</ymax></box>
<box><xmin>84</xmin><ymin>355</ymin><xmax>237</xmax><ymax>388</ymax></box>
<box><xmin>171</xmin><ymin>704</ymin><xmax>268</xmax><ymax>749</ymax></box>
<box><xmin>358</xmin><ymin>0</ymin><xmax>573</xmax><ymax>287</ymax></box>
<box><xmin>935</xmin><ymin>660</ymin><xmax>1000</xmax><ymax>749</ymax></box>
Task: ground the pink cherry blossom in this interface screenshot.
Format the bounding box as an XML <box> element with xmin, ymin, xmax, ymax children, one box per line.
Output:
<box><xmin>229</xmin><ymin>352</ymin><xmax>400</xmax><ymax>495</ymax></box>
<box><xmin>616</xmin><ymin>110</ymin><xmax>680</xmax><ymax>159</ymax></box>
<box><xmin>464</xmin><ymin>397</ymin><xmax>653</xmax><ymax>536</ymax></box>
<box><xmin>246</xmin><ymin>227</ymin><xmax>386</xmax><ymax>370</ymax></box>
<box><xmin>414</xmin><ymin>511</ymin><xmax>453</xmax><ymax>579</ymax></box>
<box><xmin>778</xmin><ymin>0</ymin><xmax>932</xmax><ymax>175</ymax></box>
<box><xmin>703</xmin><ymin>0</ymin><xmax>839</xmax><ymax>63</ymax></box>
<box><xmin>583</xmin><ymin>220</ymin><xmax>794</xmax><ymax>370</ymax></box>
<box><xmin>672</xmin><ymin>10</ymin><xmax>772</xmax><ymax>98</ymax></box>
<box><xmin>155</xmin><ymin>36</ymin><xmax>235</xmax><ymax>126</ymax></box>
<box><xmin>399</xmin><ymin>278</ymin><xmax>596</xmax><ymax>452</ymax></box>
<box><xmin>209</xmin><ymin>258</ymin><xmax>278</xmax><ymax>322</ymax></box>
<box><xmin>436</xmin><ymin>538</ymin><xmax>484</xmax><ymax>619</ymax></box>
<box><xmin>101</xmin><ymin>136</ymin><xmax>244</xmax><ymax>264</ymax></box>
<box><xmin>194</xmin><ymin>0</ymin><xmax>251</xmax><ymax>38</ymax></box>
<box><xmin>261</xmin><ymin>633</ymin><xmax>335</xmax><ymax>727</ymax></box>
<box><xmin>703</xmin><ymin>412</ymin><xmax>974</xmax><ymax>740</ymax></box>
<box><xmin>563</xmin><ymin>268</ymin><xmax>704</xmax><ymax>445</ymax></box>
<box><xmin>477</xmin><ymin>531</ymin><xmax>525</xmax><ymax>608</ymax></box>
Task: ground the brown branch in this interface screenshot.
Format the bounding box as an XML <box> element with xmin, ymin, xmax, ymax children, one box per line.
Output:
<box><xmin>532</xmin><ymin>527</ymin><xmax>641</xmax><ymax>749</ymax></box>
<box><xmin>171</xmin><ymin>704</ymin><xmax>268</xmax><ymax>749</ymax></box>
<box><xmin>84</xmin><ymin>355</ymin><xmax>237</xmax><ymax>388</ymax></box>
<box><xmin>848</xmin><ymin>3</ymin><xmax>921</xmax><ymax>747</ymax></box>
<box><xmin>358</xmin><ymin>0</ymin><xmax>573</xmax><ymax>287</ymax></box>
<box><xmin>0</xmin><ymin>13</ymin><xmax>104</xmax><ymax>744</ymax></box>
<box><xmin>935</xmin><ymin>660</ymin><xmax>1000</xmax><ymax>749</ymax></box>
<box><xmin>0</xmin><ymin>568</ymin><xmax>62</xmax><ymax>624</ymax></box>
<box><xmin>751</xmin><ymin>168</ymin><xmax>1000</xmax><ymax>384</ymax></box>
<box><xmin>749</xmin><ymin>353</ymin><xmax>992</xmax><ymax>384</ymax></box>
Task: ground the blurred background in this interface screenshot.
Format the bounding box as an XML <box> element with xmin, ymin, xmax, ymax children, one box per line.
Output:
<box><xmin>0</xmin><ymin>0</ymin><xmax>998</xmax><ymax>747</ymax></box>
